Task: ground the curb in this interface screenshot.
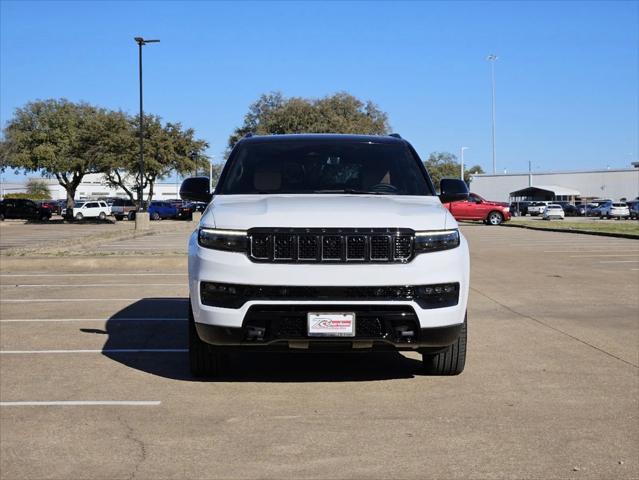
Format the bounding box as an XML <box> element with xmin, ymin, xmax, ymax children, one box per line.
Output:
<box><xmin>502</xmin><ymin>222</ymin><xmax>639</xmax><ymax>240</ymax></box>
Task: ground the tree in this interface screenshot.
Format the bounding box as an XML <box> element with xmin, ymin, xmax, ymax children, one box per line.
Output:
<box><xmin>104</xmin><ymin>114</ymin><xmax>209</xmax><ymax>206</ymax></box>
<box><xmin>1</xmin><ymin>99</ymin><xmax>120</xmax><ymax>209</ymax></box>
<box><xmin>228</xmin><ymin>92</ymin><xmax>390</xmax><ymax>150</ymax></box>
<box><xmin>26</xmin><ymin>179</ymin><xmax>51</xmax><ymax>199</ymax></box>
<box><xmin>465</xmin><ymin>164</ymin><xmax>485</xmax><ymax>184</ymax></box>
<box><xmin>210</xmin><ymin>162</ymin><xmax>224</xmax><ymax>189</ymax></box>
<box><xmin>423</xmin><ymin>152</ymin><xmax>485</xmax><ymax>189</ymax></box>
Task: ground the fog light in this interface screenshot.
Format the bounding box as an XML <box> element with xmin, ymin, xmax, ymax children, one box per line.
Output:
<box><xmin>414</xmin><ymin>283</ymin><xmax>460</xmax><ymax>309</ymax></box>
<box><xmin>200</xmin><ymin>282</ymin><xmax>246</xmax><ymax>309</ymax></box>
<box><xmin>246</xmin><ymin>326</ymin><xmax>266</xmax><ymax>340</ymax></box>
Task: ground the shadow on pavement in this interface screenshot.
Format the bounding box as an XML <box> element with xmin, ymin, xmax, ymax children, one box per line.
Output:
<box><xmin>101</xmin><ymin>298</ymin><xmax>423</xmax><ymax>382</ymax></box>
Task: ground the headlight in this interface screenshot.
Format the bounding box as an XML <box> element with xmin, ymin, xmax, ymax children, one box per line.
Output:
<box><xmin>198</xmin><ymin>228</ymin><xmax>247</xmax><ymax>252</ymax></box>
<box><xmin>504</xmin><ymin>207</ymin><xmax>510</xmax><ymax>213</ymax></box>
<box><xmin>414</xmin><ymin>229</ymin><xmax>460</xmax><ymax>253</ymax></box>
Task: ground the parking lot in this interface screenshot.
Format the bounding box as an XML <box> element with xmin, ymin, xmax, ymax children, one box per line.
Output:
<box><xmin>0</xmin><ymin>224</ymin><xmax>637</xmax><ymax>479</ymax></box>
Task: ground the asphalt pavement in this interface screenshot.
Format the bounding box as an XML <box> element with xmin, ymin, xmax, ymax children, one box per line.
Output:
<box><xmin>0</xmin><ymin>224</ymin><xmax>637</xmax><ymax>479</ymax></box>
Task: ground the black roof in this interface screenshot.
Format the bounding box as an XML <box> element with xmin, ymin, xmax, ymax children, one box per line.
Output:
<box><xmin>239</xmin><ymin>133</ymin><xmax>405</xmax><ymax>145</ymax></box>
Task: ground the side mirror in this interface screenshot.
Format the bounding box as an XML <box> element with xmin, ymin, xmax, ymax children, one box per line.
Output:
<box><xmin>439</xmin><ymin>178</ymin><xmax>469</xmax><ymax>204</ymax></box>
<box><xmin>180</xmin><ymin>177</ymin><xmax>212</xmax><ymax>203</ymax></box>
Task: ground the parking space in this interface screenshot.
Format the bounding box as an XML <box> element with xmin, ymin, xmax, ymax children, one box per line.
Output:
<box><xmin>81</xmin><ymin>231</ymin><xmax>191</xmax><ymax>255</ymax></box>
<box><xmin>0</xmin><ymin>225</ymin><xmax>637</xmax><ymax>479</ymax></box>
<box><xmin>0</xmin><ymin>220</ymin><xmax>131</xmax><ymax>251</ymax></box>
<box><xmin>0</xmin><ymin>218</ymin><xmax>194</xmax><ymax>254</ymax></box>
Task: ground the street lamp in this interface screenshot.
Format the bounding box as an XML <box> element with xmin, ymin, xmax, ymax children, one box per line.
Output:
<box><xmin>486</xmin><ymin>54</ymin><xmax>498</xmax><ymax>174</ymax></box>
<box><xmin>189</xmin><ymin>150</ymin><xmax>199</xmax><ymax>177</ymax></box>
<box><xmin>134</xmin><ymin>37</ymin><xmax>160</xmax><ymax>212</ymax></box>
<box><xmin>460</xmin><ymin>147</ymin><xmax>469</xmax><ymax>181</ymax></box>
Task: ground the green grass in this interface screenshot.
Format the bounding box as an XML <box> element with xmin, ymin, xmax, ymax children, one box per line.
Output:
<box><xmin>506</xmin><ymin>220</ymin><xmax>639</xmax><ymax>237</ymax></box>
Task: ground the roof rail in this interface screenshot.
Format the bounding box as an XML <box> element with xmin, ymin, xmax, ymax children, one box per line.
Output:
<box><xmin>388</xmin><ymin>133</ymin><xmax>402</xmax><ymax>139</ymax></box>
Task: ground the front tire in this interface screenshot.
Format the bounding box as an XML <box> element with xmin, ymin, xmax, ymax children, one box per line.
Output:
<box><xmin>422</xmin><ymin>315</ymin><xmax>467</xmax><ymax>375</ymax></box>
<box><xmin>151</xmin><ymin>212</ymin><xmax>160</xmax><ymax>221</ymax></box>
<box><xmin>75</xmin><ymin>213</ymin><xmax>83</xmax><ymax>221</ymax></box>
<box><xmin>189</xmin><ymin>303</ymin><xmax>223</xmax><ymax>377</ymax></box>
<box><xmin>487</xmin><ymin>211</ymin><xmax>504</xmax><ymax>225</ymax></box>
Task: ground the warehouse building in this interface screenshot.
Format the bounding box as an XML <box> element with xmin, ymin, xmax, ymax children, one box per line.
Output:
<box><xmin>469</xmin><ymin>168</ymin><xmax>639</xmax><ymax>203</ymax></box>
<box><xmin>0</xmin><ymin>173</ymin><xmax>183</xmax><ymax>200</ymax></box>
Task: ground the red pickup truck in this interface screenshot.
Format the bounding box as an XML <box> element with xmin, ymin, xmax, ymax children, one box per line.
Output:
<box><xmin>444</xmin><ymin>193</ymin><xmax>511</xmax><ymax>225</ymax></box>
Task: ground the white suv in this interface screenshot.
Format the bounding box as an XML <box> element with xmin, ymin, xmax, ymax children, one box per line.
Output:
<box><xmin>181</xmin><ymin>134</ymin><xmax>470</xmax><ymax>377</ymax></box>
<box><xmin>72</xmin><ymin>201</ymin><xmax>111</xmax><ymax>221</ymax></box>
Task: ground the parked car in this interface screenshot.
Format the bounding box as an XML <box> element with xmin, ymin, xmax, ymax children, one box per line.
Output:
<box><xmin>98</xmin><ymin>197</ymin><xmax>121</xmax><ymax>207</ymax></box>
<box><xmin>0</xmin><ymin>198</ymin><xmax>52</xmax><ymax>221</ymax></box>
<box><xmin>627</xmin><ymin>200</ymin><xmax>639</xmax><ymax>220</ymax></box>
<box><xmin>527</xmin><ymin>201</ymin><xmax>550</xmax><ymax>216</ymax></box>
<box><xmin>564</xmin><ymin>204</ymin><xmax>578</xmax><ymax>216</ymax></box>
<box><xmin>554</xmin><ymin>201</ymin><xmax>578</xmax><ymax>216</ymax></box>
<box><xmin>177</xmin><ymin>202</ymin><xmax>194</xmax><ymax>220</ymax></box>
<box><xmin>577</xmin><ymin>203</ymin><xmax>599</xmax><ymax>216</ymax></box>
<box><xmin>510</xmin><ymin>201</ymin><xmax>530</xmax><ymax>216</ymax></box>
<box><xmin>180</xmin><ymin>133</ymin><xmax>471</xmax><ymax>377</ymax></box>
<box><xmin>444</xmin><ymin>192</ymin><xmax>511</xmax><ymax>225</ymax></box>
<box><xmin>38</xmin><ymin>200</ymin><xmax>62</xmax><ymax>216</ymax></box>
<box><xmin>542</xmin><ymin>204</ymin><xmax>565</xmax><ymax>220</ymax></box>
<box><xmin>598</xmin><ymin>202</ymin><xmax>630</xmax><ymax>219</ymax></box>
<box><xmin>71</xmin><ymin>201</ymin><xmax>111</xmax><ymax>221</ymax></box>
<box><xmin>148</xmin><ymin>201</ymin><xmax>179</xmax><ymax>220</ymax></box>
<box><xmin>110</xmin><ymin>198</ymin><xmax>137</xmax><ymax>221</ymax></box>
<box><xmin>591</xmin><ymin>201</ymin><xmax>612</xmax><ymax>217</ymax></box>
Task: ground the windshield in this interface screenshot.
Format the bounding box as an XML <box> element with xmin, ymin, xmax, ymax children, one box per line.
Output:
<box><xmin>74</xmin><ymin>202</ymin><xmax>85</xmax><ymax>208</ymax></box>
<box><xmin>218</xmin><ymin>140</ymin><xmax>432</xmax><ymax>196</ymax></box>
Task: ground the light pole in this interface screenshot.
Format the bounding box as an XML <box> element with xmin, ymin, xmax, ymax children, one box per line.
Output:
<box><xmin>460</xmin><ymin>147</ymin><xmax>469</xmax><ymax>181</ymax></box>
<box><xmin>190</xmin><ymin>150</ymin><xmax>199</xmax><ymax>177</ymax></box>
<box><xmin>486</xmin><ymin>54</ymin><xmax>498</xmax><ymax>174</ymax></box>
<box><xmin>134</xmin><ymin>37</ymin><xmax>160</xmax><ymax>212</ymax></box>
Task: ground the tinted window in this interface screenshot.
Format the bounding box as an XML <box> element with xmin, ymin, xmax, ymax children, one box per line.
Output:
<box><xmin>85</xmin><ymin>202</ymin><xmax>98</xmax><ymax>208</ymax></box>
<box><xmin>219</xmin><ymin>140</ymin><xmax>431</xmax><ymax>196</ymax></box>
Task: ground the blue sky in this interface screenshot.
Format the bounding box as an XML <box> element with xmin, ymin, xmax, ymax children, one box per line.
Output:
<box><xmin>1</xmin><ymin>0</ymin><xmax>637</xmax><ymax>182</ymax></box>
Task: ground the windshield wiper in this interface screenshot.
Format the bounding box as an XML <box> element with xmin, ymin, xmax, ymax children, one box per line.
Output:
<box><xmin>312</xmin><ymin>189</ymin><xmax>388</xmax><ymax>195</ymax></box>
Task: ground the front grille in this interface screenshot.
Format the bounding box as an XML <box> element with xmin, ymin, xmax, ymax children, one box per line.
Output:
<box><xmin>242</xmin><ymin>305</ymin><xmax>419</xmax><ymax>342</ymax></box>
<box><xmin>248</xmin><ymin>228</ymin><xmax>414</xmax><ymax>263</ymax></box>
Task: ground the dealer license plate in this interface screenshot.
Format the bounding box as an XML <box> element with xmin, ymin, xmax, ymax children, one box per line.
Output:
<box><xmin>307</xmin><ymin>312</ymin><xmax>356</xmax><ymax>337</ymax></box>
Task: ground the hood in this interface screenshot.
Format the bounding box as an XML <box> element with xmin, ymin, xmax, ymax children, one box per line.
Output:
<box><xmin>203</xmin><ymin>194</ymin><xmax>453</xmax><ymax>230</ymax></box>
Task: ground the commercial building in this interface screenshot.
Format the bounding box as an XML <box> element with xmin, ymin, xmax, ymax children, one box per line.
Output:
<box><xmin>0</xmin><ymin>173</ymin><xmax>182</xmax><ymax>200</ymax></box>
<box><xmin>469</xmin><ymin>168</ymin><xmax>639</xmax><ymax>203</ymax></box>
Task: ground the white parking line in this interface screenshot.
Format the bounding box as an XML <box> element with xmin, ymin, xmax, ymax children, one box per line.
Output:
<box><xmin>0</xmin><ymin>273</ymin><xmax>187</xmax><ymax>277</ymax></box>
<box><xmin>0</xmin><ymin>283</ymin><xmax>185</xmax><ymax>288</ymax></box>
<box><xmin>598</xmin><ymin>260</ymin><xmax>639</xmax><ymax>264</ymax></box>
<box><xmin>569</xmin><ymin>254</ymin><xmax>639</xmax><ymax>257</ymax></box>
<box><xmin>0</xmin><ymin>401</ymin><xmax>161</xmax><ymax>407</ymax></box>
<box><xmin>545</xmin><ymin>251</ymin><xmax>639</xmax><ymax>254</ymax></box>
<box><xmin>0</xmin><ymin>349</ymin><xmax>187</xmax><ymax>354</ymax></box>
<box><xmin>0</xmin><ymin>317</ymin><xmax>186</xmax><ymax>323</ymax></box>
<box><xmin>0</xmin><ymin>298</ymin><xmax>143</xmax><ymax>303</ymax></box>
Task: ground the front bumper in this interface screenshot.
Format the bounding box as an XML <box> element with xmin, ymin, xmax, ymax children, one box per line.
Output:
<box><xmin>188</xmin><ymin>230</ymin><xmax>469</xmax><ymax>348</ymax></box>
<box><xmin>195</xmin><ymin>320</ymin><xmax>463</xmax><ymax>350</ymax></box>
